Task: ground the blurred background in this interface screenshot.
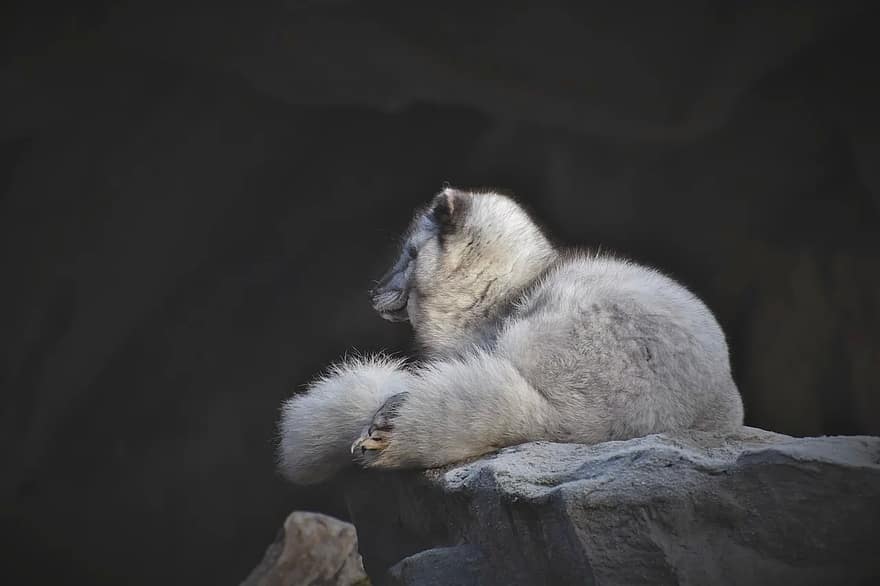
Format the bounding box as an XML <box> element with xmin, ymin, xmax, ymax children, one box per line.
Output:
<box><xmin>2</xmin><ymin>1</ymin><xmax>879</xmax><ymax>583</ymax></box>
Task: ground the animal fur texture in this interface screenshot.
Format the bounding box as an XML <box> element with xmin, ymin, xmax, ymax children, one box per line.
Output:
<box><xmin>278</xmin><ymin>188</ymin><xmax>744</xmax><ymax>484</ymax></box>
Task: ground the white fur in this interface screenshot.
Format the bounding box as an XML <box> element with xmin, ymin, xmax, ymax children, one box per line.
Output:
<box><xmin>278</xmin><ymin>189</ymin><xmax>744</xmax><ymax>484</ymax></box>
<box><xmin>365</xmin><ymin>351</ymin><xmax>557</xmax><ymax>468</ymax></box>
<box><xmin>277</xmin><ymin>355</ymin><xmax>412</xmax><ymax>484</ymax></box>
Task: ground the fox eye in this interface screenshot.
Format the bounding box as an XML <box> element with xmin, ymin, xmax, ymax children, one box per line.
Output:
<box><xmin>407</xmin><ymin>243</ymin><xmax>419</xmax><ymax>258</ymax></box>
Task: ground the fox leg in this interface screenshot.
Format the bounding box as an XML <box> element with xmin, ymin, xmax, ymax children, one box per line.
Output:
<box><xmin>353</xmin><ymin>352</ymin><xmax>557</xmax><ymax>469</ymax></box>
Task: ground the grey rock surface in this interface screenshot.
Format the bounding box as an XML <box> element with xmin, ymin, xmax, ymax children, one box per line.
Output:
<box><xmin>345</xmin><ymin>427</ymin><xmax>880</xmax><ymax>585</ymax></box>
<box><xmin>242</xmin><ymin>511</ymin><xmax>368</xmax><ymax>586</ymax></box>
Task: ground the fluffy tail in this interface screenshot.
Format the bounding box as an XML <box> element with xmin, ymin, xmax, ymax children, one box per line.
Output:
<box><xmin>277</xmin><ymin>355</ymin><xmax>412</xmax><ymax>485</ymax></box>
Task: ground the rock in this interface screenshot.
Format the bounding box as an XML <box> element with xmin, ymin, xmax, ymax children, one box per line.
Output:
<box><xmin>345</xmin><ymin>428</ymin><xmax>880</xmax><ymax>585</ymax></box>
<box><xmin>242</xmin><ymin>511</ymin><xmax>369</xmax><ymax>586</ymax></box>
<box><xmin>388</xmin><ymin>545</ymin><xmax>484</xmax><ymax>586</ymax></box>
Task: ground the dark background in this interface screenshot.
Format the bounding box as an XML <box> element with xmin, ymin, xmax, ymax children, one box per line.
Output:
<box><xmin>2</xmin><ymin>1</ymin><xmax>879</xmax><ymax>584</ymax></box>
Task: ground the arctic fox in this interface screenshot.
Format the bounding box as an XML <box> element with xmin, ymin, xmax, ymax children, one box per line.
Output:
<box><xmin>278</xmin><ymin>188</ymin><xmax>743</xmax><ymax>484</ymax></box>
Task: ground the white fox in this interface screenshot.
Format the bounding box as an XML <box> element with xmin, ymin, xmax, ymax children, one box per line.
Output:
<box><xmin>278</xmin><ymin>188</ymin><xmax>744</xmax><ymax>484</ymax></box>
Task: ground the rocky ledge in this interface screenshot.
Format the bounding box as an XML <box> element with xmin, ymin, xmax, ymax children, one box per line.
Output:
<box><xmin>343</xmin><ymin>427</ymin><xmax>880</xmax><ymax>585</ymax></box>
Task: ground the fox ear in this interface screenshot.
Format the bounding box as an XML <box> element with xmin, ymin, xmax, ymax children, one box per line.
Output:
<box><xmin>430</xmin><ymin>187</ymin><xmax>463</xmax><ymax>229</ymax></box>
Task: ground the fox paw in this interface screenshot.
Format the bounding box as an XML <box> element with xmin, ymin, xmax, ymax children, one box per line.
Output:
<box><xmin>351</xmin><ymin>392</ymin><xmax>408</xmax><ymax>466</ymax></box>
